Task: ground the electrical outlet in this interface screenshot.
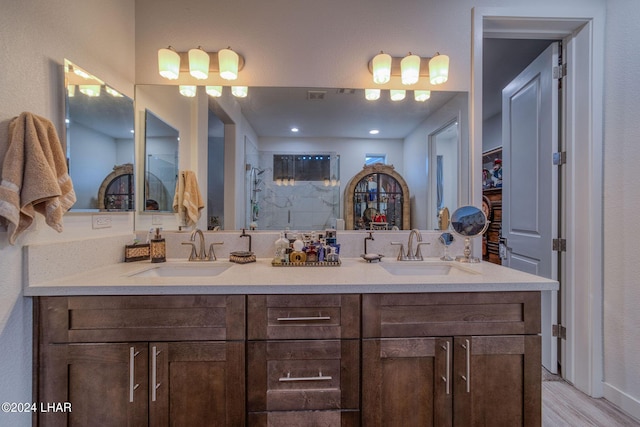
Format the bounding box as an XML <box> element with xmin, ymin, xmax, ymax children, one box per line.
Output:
<box><xmin>152</xmin><ymin>215</ymin><xmax>163</xmax><ymax>225</ymax></box>
<box><xmin>92</xmin><ymin>215</ymin><xmax>112</xmax><ymax>229</ymax></box>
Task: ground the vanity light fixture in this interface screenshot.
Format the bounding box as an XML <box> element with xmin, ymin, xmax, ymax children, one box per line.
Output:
<box><xmin>188</xmin><ymin>47</ymin><xmax>210</xmax><ymax>80</ymax></box>
<box><xmin>79</xmin><ymin>84</ymin><xmax>101</xmax><ymax>97</ymax></box>
<box><xmin>179</xmin><ymin>85</ymin><xmax>197</xmax><ymax>97</ymax></box>
<box><xmin>291</xmin><ymin>127</ymin><xmax>299</xmax><ymax>133</ymax></box>
<box><xmin>205</xmin><ymin>85</ymin><xmax>222</xmax><ymax>97</ymax></box>
<box><xmin>368</xmin><ymin>51</ymin><xmax>449</xmax><ymax>86</ymax></box>
<box><xmin>365</xmin><ymin>89</ymin><xmax>381</xmax><ymax>101</ymax></box>
<box><xmin>67</xmin><ymin>85</ymin><xmax>75</xmax><ymax>97</ymax></box>
<box><xmin>105</xmin><ymin>86</ymin><xmax>123</xmax><ymax>97</ymax></box>
<box><xmin>428</xmin><ymin>53</ymin><xmax>449</xmax><ymax>85</ymax></box>
<box><xmin>372</xmin><ymin>52</ymin><xmax>392</xmax><ymax>84</ymax></box>
<box><xmin>390</xmin><ymin>89</ymin><xmax>406</xmax><ymax>101</ymax></box>
<box><xmin>369</xmin><ymin>129</ymin><xmax>380</xmax><ymax>135</ymax></box>
<box><xmin>414</xmin><ymin>90</ymin><xmax>431</xmax><ymax>102</ymax></box>
<box><xmin>401</xmin><ymin>53</ymin><xmax>420</xmax><ymax>85</ymax></box>
<box><xmin>231</xmin><ymin>86</ymin><xmax>248</xmax><ymax>97</ymax></box>
<box><xmin>158</xmin><ymin>46</ymin><xmax>181</xmax><ymax>80</ymax></box>
<box><xmin>157</xmin><ymin>46</ymin><xmax>245</xmax><ymax>81</ymax></box>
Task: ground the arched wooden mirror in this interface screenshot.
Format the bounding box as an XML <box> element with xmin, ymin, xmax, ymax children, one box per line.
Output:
<box><xmin>344</xmin><ymin>163</ymin><xmax>410</xmax><ymax>230</ymax></box>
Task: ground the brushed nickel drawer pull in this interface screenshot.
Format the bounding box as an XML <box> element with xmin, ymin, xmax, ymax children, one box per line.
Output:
<box><xmin>441</xmin><ymin>340</ymin><xmax>451</xmax><ymax>395</ymax></box>
<box><xmin>461</xmin><ymin>339</ymin><xmax>470</xmax><ymax>393</ymax></box>
<box><xmin>276</xmin><ymin>314</ymin><xmax>331</xmax><ymax>322</ymax></box>
<box><xmin>279</xmin><ymin>371</ymin><xmax>333</xmax><ymax>382</ymax></box>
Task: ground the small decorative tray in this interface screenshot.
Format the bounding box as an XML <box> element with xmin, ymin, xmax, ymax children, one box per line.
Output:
<box><xmin>271</xmin><ymin>260</ymin><xmax>341</xmax><ymax>267</ymax></box>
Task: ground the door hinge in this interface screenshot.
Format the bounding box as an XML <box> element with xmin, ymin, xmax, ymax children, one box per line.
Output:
<box><xmin>553</xmin><ymin>238</ymin><xmax>567</xmax><ymax>252</ymax></box>
<box><xmin>552</xmin><ymin>324</ymin><xmax>567</xmax><ymax>340</ymax></box>
<box><xmin>553</xmin><ymin>151</ymin><xmax>567</xmax><ymax>165</ymax></box>
<box><xmin>553</xmin><ymin>63</ymin><xmax>567</xmax><ymax>80</ymax></box>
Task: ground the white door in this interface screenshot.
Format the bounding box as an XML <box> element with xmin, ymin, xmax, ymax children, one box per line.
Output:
<box><xmin>502</xmin><ymin>42</ymin><xmax>560</xmax><ymax>373</ymax></box>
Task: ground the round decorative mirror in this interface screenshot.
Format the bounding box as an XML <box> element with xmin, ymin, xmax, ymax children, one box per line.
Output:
<box><xmin>450</xmin><ymin>205</ymin><xmax>489</xmax><ymax>263</ymax></box>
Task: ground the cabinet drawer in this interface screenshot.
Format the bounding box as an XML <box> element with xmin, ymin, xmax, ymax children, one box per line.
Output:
<box><xmin>363</xmin><ymin>292</ymin><xmax>540</xmax><ymax>338</ymax></box>
<box><xmin>247</xmin><ymin>339</ymin><xmax>359</xmax><ymax>412</ymax></box>
<box><xmin>248</xmin><ymin>294</ymin><xmax>360</xmax><ymax>339</ymax></box>
<box><xmin>248</xmin><ymin>410</ymin><xmax>360</xmax><ymax>427</ymax></box>
<box><xmin>38</xmin><ymin>295</ymin><xmax>245</xmax><ymax>343</ymax></box>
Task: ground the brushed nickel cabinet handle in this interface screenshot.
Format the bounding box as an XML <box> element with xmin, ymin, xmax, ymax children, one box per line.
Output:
<box><xmin>461</xmin><ymin>339</ymin><xmax>471</xmax><ymax>393</ymax></box>
<box><xmin>441</xmin><ymin>341</ymin><xmax>451</xmax><ymax>395</ymax></box>
<box><xmin>151</xmin><ymin>346</ymin><xmax>162</xmax><ymax>402</ymax></box>
<box><xmin>276</xmin><ymin>314</ymin><xmax>331</xmax><ymax>322</ymax></box>
<box><xmin>129</xmin><ymin>347</ymin><xmax>140</xmax><ymax>403</ymax></box>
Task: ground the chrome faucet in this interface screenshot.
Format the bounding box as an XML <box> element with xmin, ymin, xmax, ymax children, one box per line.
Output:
<box><xmin>391</xmin><ymin>229</ymin><xmax>430</xmax><ymax>261</ymax></box>
<box><xmin>182</xmin><ymin>228</ymin><xmax>222</xmax><ymax>261</ymax></box>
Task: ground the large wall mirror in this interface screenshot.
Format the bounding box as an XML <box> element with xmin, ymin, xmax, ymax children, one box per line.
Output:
<box><xmin>64</xmin><ymin>59</ymin><xmax>134</xmax><ymax>211</ymax></box>
<box><xmin>144</xmin><ymin>109</ymin><xmax>179</xmax><ymax>212</ymax></box>
<box><xmin>132</xmin><ymin>85</ymin><xmax>469</xmax><ymax>230</ymax></box>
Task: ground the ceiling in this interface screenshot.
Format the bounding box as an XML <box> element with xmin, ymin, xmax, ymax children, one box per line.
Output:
<box><xmin>226</xmin><ymin>87</ymin><xmax>461</xmax><ymax>139</ymax></box>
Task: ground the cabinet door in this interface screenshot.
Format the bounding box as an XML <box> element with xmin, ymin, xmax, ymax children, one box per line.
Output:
<box><xmin>150</xmin><ymin>341</ymin><xmax>245</xmax><ymax>427</ymax></box>
<box><xmin>362</xmin><ymin>337</ymin><xmax>452</xmax><ymax>427</ymax></box>
<box><xmin>39</xmin><ymin>343</ymin><xmax>148</xmax><ymax>427</ymax></box>
<box><xmin>453</xmin><ymin>335</ymin><xmax>541</xmax><ymax>427</ymax></box>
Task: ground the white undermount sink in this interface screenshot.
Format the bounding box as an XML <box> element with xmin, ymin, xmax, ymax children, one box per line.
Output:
<box><xmin>379</xmin><ymin>262</ymin><xmax>478</xmax><ymax>276</ymax></box>
<box><xmin>130</xmin><ymin>262</ymin><xmax>234</xmax><ymax>278</ymax></box>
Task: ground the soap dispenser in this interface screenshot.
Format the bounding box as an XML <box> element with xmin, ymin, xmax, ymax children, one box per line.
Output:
<box><xmin>150</xmin><ymin>228</ymin><xmax>166</xmax><ymax>263</ymax></box>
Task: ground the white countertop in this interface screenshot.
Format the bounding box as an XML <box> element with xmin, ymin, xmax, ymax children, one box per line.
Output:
<box><xmin>24</xmin><ymin>257</ymin><xmax>559</xmax><ymax>296</ymax></box>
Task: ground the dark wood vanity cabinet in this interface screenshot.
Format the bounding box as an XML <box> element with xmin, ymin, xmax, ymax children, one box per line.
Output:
<box><xmin>34</xmin><ymin>295</ymin><xmax>246</xmax><ymax>427</ymax></box>
<box><xmin>362</xmin><ymin>292</ymin><xmax>542</xmax><ymax>427</ymax></box>
<box><xmin>247</xmin><ymin>294</ymin><xmax>361</xmax><ymax>426</ymax></box>
<box><xmin>34</xmin><ymin>291</ymin><xmax>542</xmax><ymax>426</ymax></box>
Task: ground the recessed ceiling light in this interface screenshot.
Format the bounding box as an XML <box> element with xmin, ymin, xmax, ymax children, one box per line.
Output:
<box><xmin>369</xmin><ymin>129</ymin><xmax>380</xmax><ymax>135</ymax></box>
<box><xmin>291</xmin><ymin>127</ymin><xmax>299</xmax><ymax>132</ymax></box>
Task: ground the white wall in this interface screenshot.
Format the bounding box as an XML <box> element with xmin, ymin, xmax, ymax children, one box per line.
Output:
<box><xmin>404</xmin><ymin>93</ymin><xmax>469</xmax><ymax>229</ymax></box>
<box><xmin>602</xmin><ymin>0</ymin><xmax>640</xmax><ymax>419</ymax></box>
<box><xmin>0</xmin><ymin>1</ymin><xmax>135</xmax><ymax>425</ymax></box>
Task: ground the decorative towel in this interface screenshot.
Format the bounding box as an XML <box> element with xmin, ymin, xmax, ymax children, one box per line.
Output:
<box><xmin>172</xmin><ymin>170</ymin><xmax>204</xmax><ymax>227</ymax></box>
<box><xmin>0</xmin><ymin>112</ymin><xmax>76</xmax><ymax>244</ymax></box>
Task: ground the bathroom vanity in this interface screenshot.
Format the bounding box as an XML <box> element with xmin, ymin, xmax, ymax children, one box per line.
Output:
<box><xmin>27</xmin><ymin>248</ymin><xmax>557</xmax><ymax>427</ymax></box>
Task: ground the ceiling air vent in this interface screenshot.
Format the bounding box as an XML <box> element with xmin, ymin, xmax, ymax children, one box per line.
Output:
<box><xmin>336</xmin><ymin>88</ymin><xmax>356</xmax><ymax>95</ymax></box>
<box><xmin>307</xmin><ymin>90</ymin><xmax>327</xmax><ymax>100</ymax></box>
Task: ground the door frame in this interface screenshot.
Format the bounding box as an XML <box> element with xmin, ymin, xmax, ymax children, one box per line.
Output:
<box><xmin>471</xmin><ymin>6</ymin><xmax>605</xmax><ymax>397</ymax></box>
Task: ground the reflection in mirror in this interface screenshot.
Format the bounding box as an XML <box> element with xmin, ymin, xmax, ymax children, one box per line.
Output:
<box><xmin>450</xmin><ymin>205</ymin><xmax>489</xmax><ymax>263</ymax></box>
<box><xmin>64</xmin><ymin>59</ymin><xmax>135</xmax><ymax>211</ymax></box>
<box><xmin>439</xmin><ymin>231</ymin><xmax>455</xmax><ymax>261</ymax></box>
<box><xmin>429</xmin><ymin>120</ymin><xmax>459</xmax><ymax>229</ymax></box>
<box><xmin>144</xmin><ymin>110</ymin><xmax>179</xmax><ymax>212</ymax></box>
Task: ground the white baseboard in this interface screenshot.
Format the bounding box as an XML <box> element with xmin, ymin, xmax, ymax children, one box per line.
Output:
<box><xmin>603</xmin><ymin>382</ymin><xmax>640</xmax><ymax>422</ymax></box>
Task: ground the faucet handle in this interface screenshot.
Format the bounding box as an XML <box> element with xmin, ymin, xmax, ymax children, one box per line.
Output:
<box><xmin>182</xmin><ymin>242</ymin><xmax>197</xmax><ymax>261</ymax></box>
<box><xmin>207</xmin><ymin>242</ymin><xmax>223</xmax><ymax>261</ymax></box>
<box><xmin>415</xmin><ymin>242</ymin><xmax>431</xmax><ymax>260</ymax></box>
<box><xmin>391</xmin><ymin>242</ymin><xmax>405</xmax><ymax>260</ymax></box>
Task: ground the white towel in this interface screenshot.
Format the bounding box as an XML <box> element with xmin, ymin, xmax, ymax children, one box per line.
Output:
<box><xmin>0</xmin><ymin>112</ymin><xmax>76</xmax><ymax>244</ymax></box>
<box><xmin>172</xmin><ymin>170</ymin><xmax>204</xmax><ymax>227</ymax></box>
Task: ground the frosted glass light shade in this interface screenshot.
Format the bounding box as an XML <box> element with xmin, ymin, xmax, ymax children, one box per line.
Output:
<box><xmin>179</xmin><ymin>85</ymin><xmax>197</xmax><ymax>97</ymax></box>
<box><xmin>218</xmin><ymin>48</ymin><xmax>239</xmax><ymax>80</ymax></box>
<box><xmin>79</xmin><ymin>85</ymin><xmax>101</xmax><ymax>97</ymax></box>
<box><xmin>390</xmin><ymin>89</ymin><xmax>406</xmax><ymax>101</ymax></box>
<box><xmin>414</xmin><ymin>90</ymin><xmax>431</xmax><ymax>102</ymax></box>
<box><xmin>401</xmin><ymin>54</ymin><xmax>420</xmax><ymax>85</ymax></box>
<box><xmin>372</xmin><ymin>52</ymin><xmax>392</xmax><ymax>84</ymax></box>
<box><xmin>206</xmin><ymin>85</ymin><xmax>223</xmax><ymax>97</ymax></box>
<box><xmin>231</xmin><ymin>86</ymin><xmax>248</xmax><ymax>97</ymax></box>
<box><xmin>365</xmin><ymin>89</ymin><xmax>381</xmax><ymax>101</ymax></box>
<box><xmin>158</xmin><ymin>47</ymin><xmax>181</xmax><ymax>80</ymax></box>
<box><xmin>188</xmin><ymin>47</ymin><xmax>210</xmax><ymax>80</ymax></box>
<box><xmin>429</xmin><ymin>54</ymin><xmax>449</xmax><ymax>85</ymax></box>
